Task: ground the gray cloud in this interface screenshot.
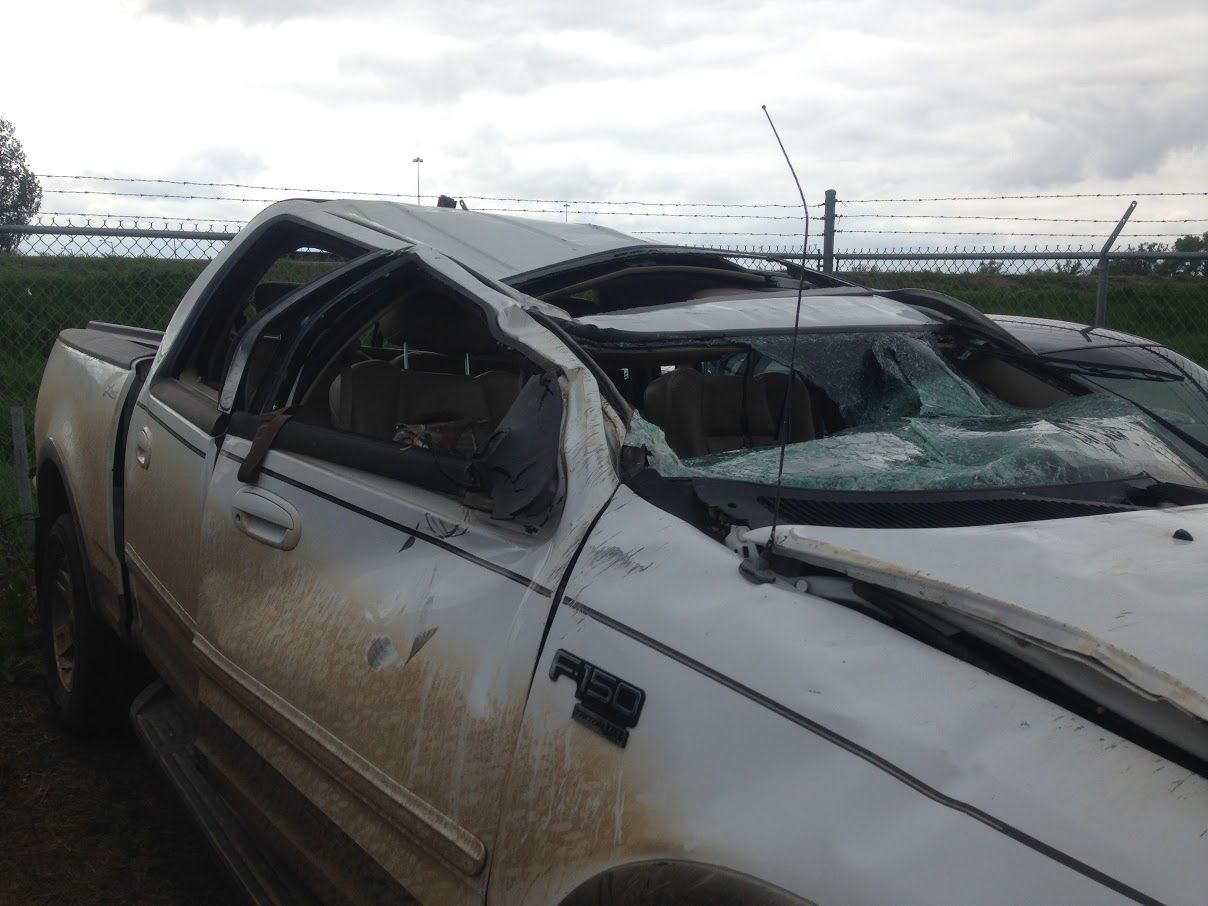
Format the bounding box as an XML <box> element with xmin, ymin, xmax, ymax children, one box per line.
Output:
<box><xmin>140</xmin><ymin>0</ymin><xmax>394</xmax><ymax>23</ymax></box>
<box><xmin>988</xmin><ymin>78</ymin><xmax>1208</xmax><ymax>188</ymax></box>
<box><xmin>37</xmin><ymin>0</ymin><xmax>1208</xmax><ymax>251</ymax></box>
<box><xmin>174</xmin><ymin>146</ymin><xmax>266</xmax><ymax>182</ymax></box>
<box><xmin>139</xmin><ymin>0</ymin><xmax>752</xmax><ymax>36</ymax></box>
<box><xmin>72</xmin><ymin>147</ymin><xmax>264</xmax><ymax>194</ymax></box>
<box><xmin>335</xmin><ymin>40</ymin><xmax>618</xmax><ymax>104</ymax></box>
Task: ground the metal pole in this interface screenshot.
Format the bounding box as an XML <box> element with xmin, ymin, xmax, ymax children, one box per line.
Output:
<box><xmin>10</xmin><ymin>406</ymin><xmax>34</xmax><ymax>547</ymax></box>
<box><xmin>412</xmin><ymin>157</ymin><xmax>423</xmax><ymax>204</ymax></box>
<box><xmin>822</xmin><ymin>188</ymin><xmax>837</xmax><ymax>274</ymax></box>
<box><xmin>1094</xmin><ymin>200</ymin><xmax>1137</xmax><ymax>328</ymax></box>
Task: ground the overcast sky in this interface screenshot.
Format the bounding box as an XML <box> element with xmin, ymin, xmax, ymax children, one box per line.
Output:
<box><xmin>4</xmin><ymin>0</ymin><xmax>1208</xmax><ymax>249</ymax></box>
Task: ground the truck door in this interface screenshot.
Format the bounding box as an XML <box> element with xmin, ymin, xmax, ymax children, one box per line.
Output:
<box><xmin>192</xmin><ymin>249</ymin><xmax>618</xmax><ymax>904</ymax></box>
<box><xmin>124</xmin><ymin>221</ymin><xmax>369</xmax><ymax>703</ymax></box>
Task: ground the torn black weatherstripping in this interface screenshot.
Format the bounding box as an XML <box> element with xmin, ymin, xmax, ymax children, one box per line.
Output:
<box><xmin>879</xmin><ymin>287</ymin><xmax>1033</xmax><ymax>355</ymax></box>
<box><xmin>480</xmin><ymin>373</ymin><xmax>565</xmax><ymax>529</ymax></box>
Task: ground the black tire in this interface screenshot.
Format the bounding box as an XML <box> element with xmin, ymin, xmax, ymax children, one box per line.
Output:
<box><xmin>38</xmin><ymin>512</ymin><xmax>129</xmax><ymax>733</ymax></box>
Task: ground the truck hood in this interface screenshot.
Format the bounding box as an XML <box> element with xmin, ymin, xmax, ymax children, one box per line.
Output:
<box><xmin>746</xmin><ymin>505</ymin><xmax>1208</xmax><ymax>759</ymax></box>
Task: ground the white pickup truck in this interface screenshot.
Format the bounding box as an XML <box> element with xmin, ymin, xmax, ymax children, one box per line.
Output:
<box><xmin>34</xmin><ymin>199</ymin><xmax>1208</xmax><ymax>905</ymax></box>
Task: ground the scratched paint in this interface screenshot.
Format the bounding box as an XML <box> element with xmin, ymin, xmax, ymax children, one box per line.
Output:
<box><xmin>184</xmin><ymin>282</ymin><xmax>620</xmax><ymax>904</ymax></box>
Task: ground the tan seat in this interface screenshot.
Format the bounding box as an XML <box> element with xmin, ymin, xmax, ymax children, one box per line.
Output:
<box><xmin>644</xmin><ymin>368</ymin><xmax>814</xmax><ymax>459</ymax></box>
<box><xmin>329</xmin><ymin>361</ymin><xmax>521</xmax><ymax>446</ymax></box>
<box><xmin>756</xmin><ymin>373</ymin><xmax>820</xmax><ymax>444</ymax></box>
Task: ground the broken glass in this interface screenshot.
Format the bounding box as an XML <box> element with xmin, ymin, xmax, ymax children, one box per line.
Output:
<box><xmin>623</xmin><ymin>331</ymin><xmax>1208</xmax><ymax>492</ymax></box>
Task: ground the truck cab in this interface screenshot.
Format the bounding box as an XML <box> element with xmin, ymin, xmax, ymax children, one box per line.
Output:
<box><xmin>33</xmin><ymin>199</ymin><xmax>1208</xmax><ymax>905</ymax></box>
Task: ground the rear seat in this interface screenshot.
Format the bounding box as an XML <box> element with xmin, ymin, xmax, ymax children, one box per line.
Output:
<box><xmin>643</xmin><ymin>368</ymin><xmax>815</xmax><ymax>459</ymax></box>
<box><xmin>329</xmin><ymin>359</ymin><xmax>522</xmax><ymax>448</ymax></box>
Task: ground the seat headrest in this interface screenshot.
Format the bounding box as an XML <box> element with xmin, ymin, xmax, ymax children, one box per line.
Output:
<box><xmin>329</xmin><ymin>359</ymin><xmax>399</xmax><ymax>435</ymax></box>
<box><xmin>377</xmin><ymin>293</ymin><xmax>498</xmax><ymax>355</ymax></box>
<box><xmin>644</xmin><ymin>368</ymin><xmax>810</xmax><ymax>458</ymax></box>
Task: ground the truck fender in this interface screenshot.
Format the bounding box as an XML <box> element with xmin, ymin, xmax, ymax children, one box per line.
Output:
<box><xmin>35</xmin><ymin>440</ymin><xmax>119</xmax><ymax>635</ymax></box>
<box><xmin>559</xmin><ymin>860</ymin><xmax>812</xmax><ymax>906</ymax></box>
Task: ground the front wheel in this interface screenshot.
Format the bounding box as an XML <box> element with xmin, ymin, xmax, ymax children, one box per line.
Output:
<box><xmin>38</xmin><ymin>513</ymin><xmax>128</xmax><ymax>733</ymax></box>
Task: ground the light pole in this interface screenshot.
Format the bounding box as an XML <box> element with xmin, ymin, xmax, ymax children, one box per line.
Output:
<box><xmin>412</xmin><ymin>157</ymin><xmax>423</xmax><ymax>204</ymax></box>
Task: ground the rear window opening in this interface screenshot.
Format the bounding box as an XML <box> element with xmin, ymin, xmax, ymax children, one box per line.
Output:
<box><xmin>227</xmin><ymin>255</ymin><xmax>564</xmax><ymax>529</ymax></box>
<box><xmin>511</xmin><ymin>249</ymin><xmax>848</xmax><ymax>318</ymax></box>
<box><xmin>174</xmin><ymin>221</ymin><xmax>363</xmax><ymax>394</ymax></box>
<box><xmin>244</xmin><ymin>264</ymin><xmax>540</xmax><ymax>460</ymax></box>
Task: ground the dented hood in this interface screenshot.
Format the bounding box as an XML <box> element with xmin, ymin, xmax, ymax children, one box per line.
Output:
<box><xmin>746</xmin><ymin>506</ymin><xmax>1208</xmax><ymax>729</ymax></box>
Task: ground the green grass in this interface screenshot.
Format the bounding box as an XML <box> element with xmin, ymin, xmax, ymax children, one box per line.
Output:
<box><xmin>843</xmin><ymin>269</ymin><xmax>1208</xmax><ymax>365</ymax></box>
<box><xmin>0</xmin><ymin>254</ymin><xmax>204</xmax><ymax>418</ymax></box>
<box><xmin>0</xmin><ymin>255</ymin><xmax>206</xmax><ymax>517</ymax></box>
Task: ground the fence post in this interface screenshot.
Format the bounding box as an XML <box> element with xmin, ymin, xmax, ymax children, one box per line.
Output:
<box><xmin>10</xmin><ymin>406</ymin><xmax>34</xmax><ymax>547</ymax></box>
<box><xmin>1094</xmin><ymin>200</ymin><xmax>1137</xmax><ymax>328</ymax></box>
<box><xmin>822</xmin><ymin>189</ymin><xmax>837</xmax><ymax>274</ymax></box>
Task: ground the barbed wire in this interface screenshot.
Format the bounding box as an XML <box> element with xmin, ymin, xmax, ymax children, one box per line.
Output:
<box><xmin>41</xmin><ymin>189</ymin><xmax>294</xmax><ymax>203</ymax></box>
<box><xmin>840</xmin><ymin>191</ymin><xmax>1208</xmax><ymax>203</ymax></box>
<box><xmin>839</xmin><ymin>229</ymin><xmax>1195</xmax><ymax>238</ymax></box>
<box><xmin>836</xmin><ymin>212</ymin><xmax>1208</xmax><ymax>224</ymax></box>
<box><xmin>462</xmin><ymin>206</ymin><xmax>808</xmax><ymax>219</ymax></box>
<box><xmin>24</xmin><ymin>210</ymin><xmax>250</xmax><ymax>223</ymax></box>
<box><xmin>633</xmin><ymin>230</ymin><xmax>838</xmax><ymax>237</ymax></box>
<box><xmin>5</xmin><ymin>211</ymin><xmax>250</xmax><ymax>228</ymax></box>
<box><xmin>17</xmin><ymin>204</ymin><xmax>1208</xmax><ymax>229</ymax></box>
<box><xmin>28</xmin><ymin>197</ymin><xmax>1208</xmax><ymax>236</ymax></box>
<box><xmin>36</xmin><ymin>174</ymin><xmax>1208</xmax><ymax>208</ymax></box>
<box><xmin>636</xmin><ymin>229</ymin><xmax>1197</xmax><ymax>238</ymax></box>
<box><xmin>36</xmin><ymin>174</ymin><xmax>817</xmax><ymax>209</ymax></box>
<box><xmin>463</xmin><ymin>195</ymin><xmax>821</xmax><ymax>208</ymax></box>
<box><xmin>40</xmin><ymin>189</ymin><xmax>817</xmax><ymax>211</ymax></box>
<box><xmin>17</xmin><ymin>178</ymin><xmax>1208</xmax><ymax>246</ymax></box>
<box><xmin>9</xmin><ymin>225</ymin><xmax>1204</xmax><ymax>257</ymax></box>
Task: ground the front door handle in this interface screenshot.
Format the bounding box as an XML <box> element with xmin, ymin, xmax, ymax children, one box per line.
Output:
<box><xmin>135</xmin><ymin>426</ymin><xmax>152</xmax><ymax>469</ymax></box>
<box><xmin>232</xmin><ymin>487</ymin><xmax>301</xmax><ymax>551</ymax></box>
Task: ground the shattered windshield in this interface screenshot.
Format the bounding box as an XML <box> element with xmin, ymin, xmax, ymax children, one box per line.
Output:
<box><xmin>620</xmin><ymin>330</ymin><xmax>1208</xmax><ymax>493</ymax></box>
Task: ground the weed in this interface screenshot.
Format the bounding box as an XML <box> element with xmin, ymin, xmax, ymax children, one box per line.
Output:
<box><xmin>0</xmin><ymin>512</ymin><xmax>34</xmax><ymax>677</ymax></box>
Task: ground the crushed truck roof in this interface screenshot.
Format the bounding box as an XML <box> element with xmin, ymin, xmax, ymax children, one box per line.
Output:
<box><xmin>249</xmin><ymin>198</ymin><xmax>650</xmax><ymax>281</ymax></box>
<box><xmin>570</xmin><ymin>288</ymin><xmax>937</xmax><ymax>334</ymax></box>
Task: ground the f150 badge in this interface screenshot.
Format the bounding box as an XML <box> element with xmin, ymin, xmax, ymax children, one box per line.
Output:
<box><xmin>549</xmin><ymin>650</ymin><xmax>646</xmax><ymax>748</ymax></box>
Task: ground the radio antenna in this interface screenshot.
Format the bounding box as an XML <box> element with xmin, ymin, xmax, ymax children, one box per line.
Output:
<box><xmin>739</xmin><ymin>105</ymin><xmax>809</xmax><ymax>585</ymax></box>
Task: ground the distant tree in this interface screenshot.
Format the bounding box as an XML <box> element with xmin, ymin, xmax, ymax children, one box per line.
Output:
<box><xmin>1108</xmin><ymin>236</ymin><xmax>1207</xmax><ymax>278</ymax></box>
<box><xmin>1051</xmin><ymin>260</ymin><xmax>1086</xmax><ymax>277</ymax></box>
<box><xmin>1170</xmin><ymin>232</ymin><xmax>1208</xmax><ymax>277</ymax></box>
<box><xmin>0</xmin><ymin>118</ymin><xmax>42</xmax><ymax>253</ymax></box>
<box><xmin>1113</xmin><ymin>241</ymin><xmax>1167</xmax><ymax>277</ymax></box>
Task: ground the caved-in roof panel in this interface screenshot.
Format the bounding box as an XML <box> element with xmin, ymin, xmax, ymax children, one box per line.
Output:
<box><xmin>571</xmin><ymin>290</ymin><xmax>937</xmax><ymax>334</ymax></box>
<box><xmin>279</xmin><ymin>199</ymin><xmax>650</xmax><ymax>280</ymax></box>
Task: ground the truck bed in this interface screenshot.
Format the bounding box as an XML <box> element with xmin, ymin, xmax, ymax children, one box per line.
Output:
<box><xmin>55</xmin><ymin>322</ymin><xmax>163</xmax><ymax>369</ymax></box>
<box><xmin>35</xmin><ymin>324</ymin><xmax>160</xmax><ymax>635</ymax></box>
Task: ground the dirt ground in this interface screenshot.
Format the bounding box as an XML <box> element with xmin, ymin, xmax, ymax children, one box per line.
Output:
<box><xmin>0</xmin><ymin>641</ymin><xmax>232</xmax><ymax>905</ymax></box>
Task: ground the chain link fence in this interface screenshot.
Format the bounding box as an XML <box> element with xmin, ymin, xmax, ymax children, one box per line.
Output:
<box><xmin>2</xmin><ymin>219</ymin><xmax>1206</xmax><ymax>519</ymax></box>
<box><xmin>0</xmin><ymin>222</ymin><xmax>229</xmax><ymax>519</ymax></box>
<box><xmin>835</xmin><ymin>250</ymin><xmax>1208</xmax><ymax>368</ymax></box>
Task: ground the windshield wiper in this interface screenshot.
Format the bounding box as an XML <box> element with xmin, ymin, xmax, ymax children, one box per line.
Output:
<box><xmin>1134</xmin><ymin>478</ymin><xmax>1208</xmax><ymax>506</ymax></box>
<box><xmin>986</xmin><ymin>347</ymin><xmax>1185</xmax><ymax>382</ymax></box>
<box><xmin>1036</xmin><ymin>355</ymin><xmax>1185</xmax><ymax>382</ymax></box>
